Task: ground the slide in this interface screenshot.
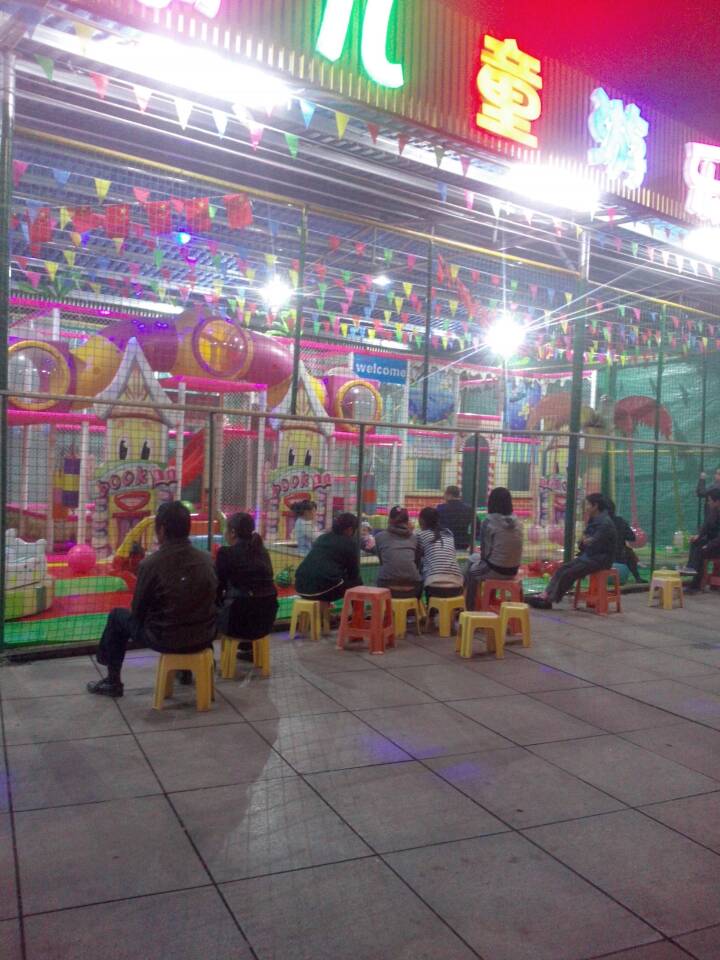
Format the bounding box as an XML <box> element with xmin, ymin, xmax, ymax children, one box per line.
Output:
<box><xmin>174</xmin><ymin>429</ymin><xmax>206</xmax><ymax>488</ymax></box>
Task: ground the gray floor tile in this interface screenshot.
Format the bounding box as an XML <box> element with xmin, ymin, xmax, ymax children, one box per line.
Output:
<box><xmin>532</xmin><ymin>687</ymin><xmax>681</xmax><ymax>734</ymax></box>
<box><xmin>387</xmin><ymin>833</ymin><xmax>657</xmax><ymax>960</ymax></box>
<box><xmin>598</xmin><ymin>943</ymin><xmax>695</xmax><ymax>959</ymax></box>
<box><xmin>15</xmin><ymin>795</ymin><xmax>208</xmax><ymax>914</ymax></box>
<box><xmin>530</xmin><ymin>735</ymin><xmax>719</xmax><ymax>806</ymax></box>
<box><xmin>7</xmin><ymin>736</ymin><xmax>160</xmax><ymax>810</ymax></box>
<box><xmin>252</xmin><ymin>711</ymin><xmax>410</xmax><ymax>773</ymax></box>
<box><xmin>171</xmin><ymin>778</ymin><xmax>370</xmax><ymax>882</ymax></box>
<box><xmin>0</xmin><ymin>920</ymin><xmax>22</xmax><ymax>960</ymax></box>
<box><xmin>361</xmin><ymin>642</ymin><xmax>448</xmax><ymax>668</ymax></box>
<box><xmin>465</xmin><ymin>655</ymin><xmax>592</xmax><ymax>692</ymax></box>
<box><xmin>222</xmin><ymin>857</ymin><xmax>477</xmax><ymax>960</ymax></box>
<box><xmin>674</xmin><ymin>924</ymin><xmax>720</xmax><ymax>959</ymax></box>
<box><xmin>117</xmin><ymin>685</ymin><xmax>244</xmax><ymax>733</ymax></box>
<box><xmin>388</xmin><ymin>663</ymin><xmax>514</xmax><ymax>700</ymax></box>
<box><xmin>137</xmin><ymin>722</ymin><xmax>294</xmax><ymax>792</ymax></box>
<box><xmin>2</xmin><ymin>694</ymin><xmax>128</xmax><ymax>745</ymax></box>
<box><xmin>0</xmin><ymin>815</ymin><xmax>17</xmax><ymax>921</ymax></box>
<box><xmin>0</xmin><ymin>656</ymin><xmax>100</xmax><ymax>698</ymax></box>
<box><xmin>622</xmin><ymin>721</ymin><xmax>720</xmax><ymax>780</ymax></box>
<box><xmin>428</xmin><ymin>746</ymin><xmax>625</xmax><ymax>828</ymax></box>
<box><xmin>357</xmin><ymin>702</ymin><xmax>512</xmax><ymax>758</ymax></box>
<box><xmin>607</xmin><ymin>679</ymin><xmax>720</xmax><ymax>727</ymax></box>
<box><xmin>278</xmin><ymin>639</ymin><xmax>380</xmax><ymax>676</ymax></box>
<box><xmin>679</xmin><ymin>671</ymin><xmax>720</xmax><ymax>694</ymax></box>
<box><xmin>109</xmin><ymin>653</ymin><xmax>161</xmax><ymax>691</ymax></box>
<box><xmin>450</xmin><ymin>693</ymin><xmax>603</xmax><ymax>745</ymax></box>
<box><xmin>219</xmin><ymin>674</ymin><xmax>345</xmax><ymax>720</ymax></box>
<box><xmin>306</xmin><ymin>761</ymin><xmax>506</xmax><ymax>851</ymax></box>
<box><xmin>523</xmin><ymin>649</ymin><xmax>661</xmax><ymax>685</ymax></box>
<box><xmin>641</xmin><ymin>791</ymin><xmax>720</xmax><ymax>853</ymax></box>
<box><xmin>0</xmin><ymin>762</ymin><xmax>8</xmax><ymax>813</ymax></box>
<box><xmin>606</xmin><ymin>649</ymin><xmax>718</xmax><ymax>680</ymax></box>
<box><xmin>23</xmin><ymin>888</ymin><xmax>252</xmax><ymax>960</ymax></box>
<box><xmin>526</xmin><ymin>810</ymin><xmax>720</xmax><ymax>937</ymax></box>
<box><xmin>305</xmin><ymin>669</ymin><xmax>434</xmax><ymax>710</ymax></box>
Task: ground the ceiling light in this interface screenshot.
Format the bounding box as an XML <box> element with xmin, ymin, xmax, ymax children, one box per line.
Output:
<box><xmin>684</xmin><ymin>227</ymin><xmax>720</xmax><ymax>262</ymax></box>
<box><xmin>503</xmin><ymin>163</ymin><xmax>601</xmax><ymax>214</ymax></box>
<box><xmin>260</xmin><ymin>277</ymin><xmax>293</xmax><ymax>312</ymax></box>
<box><xmin>372</xmin><ymin>274</ymin><xmax>392</xmax><ymax>287</ymax></box>
<box><xmin>485</xmin><ymin>314</ymin><xmax>526</xmax><ymax>361</ymax></box>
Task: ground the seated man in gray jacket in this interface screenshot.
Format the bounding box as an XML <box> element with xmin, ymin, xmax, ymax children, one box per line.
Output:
<box><xmin>465</xmin><ymin>487</ymin><xmax>523</xmax><ymax>609</ymax></box>
<box><xmin>528</xmin><ymin>493</ymin><xmax>617</xmax><ymax>610</ymax></box>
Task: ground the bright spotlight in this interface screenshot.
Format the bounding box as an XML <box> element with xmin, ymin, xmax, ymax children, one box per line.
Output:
<box><xmin>485</xmin><ymin>314</ymin><xmax>526</xmax><ymax>360</ymax></box>
<box><xmin>260</xmin><ymin>277</ymin><xmax>293</xmax><ymax>312</ymax></box>
<box><xmin>504</xmin><ymin>163</ymin><xmax>601</xmax><ymax>214</ymax></box>
<box><xmin>684</xmin><ymin>227</ymin><xmax>720</xmax><ymax>262</ymax></box>
<box><xmin>372</xmin><ymin>274</ymin><xmax>392</xmax><ymax>287</ymax></box>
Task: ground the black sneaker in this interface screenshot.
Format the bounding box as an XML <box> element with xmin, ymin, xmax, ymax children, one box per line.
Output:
<box><xmin>87</xmin><ymin>677</ymin><xmax>124</xmax><ymax>698</ymax></box>
<box><xmin>527</xmin><ymin>595</ymin><xmax>553</xmax><ymax>610</ymax></box>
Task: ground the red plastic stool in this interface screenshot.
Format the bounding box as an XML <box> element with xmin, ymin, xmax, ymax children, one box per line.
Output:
<box><xmin>574</xmin><ymin>569</ymin><xmax>622</xmax><ymax>615</ymax></box>
<box><xmin>338</xmin><ymin>586</ymin><xmax>395</xmax><ymax>655</ymax></box>
<box><xmin>479</xmin><ymin>579</ymin><xmax>524</xmax><ymax>634</ymax></box>
<box><xmin>702</xmin><ymin>560</ymin><xmax>720</xmax><ymax>590</ymax></box>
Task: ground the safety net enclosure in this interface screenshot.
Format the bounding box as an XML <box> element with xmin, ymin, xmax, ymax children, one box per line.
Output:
<box><xmin>1</xmin><ymin>0</ymin><xmax>719</xmax><ymax>649</ymax></box>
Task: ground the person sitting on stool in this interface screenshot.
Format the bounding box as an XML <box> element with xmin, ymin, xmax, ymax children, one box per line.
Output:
<box><xmin>606</xmin><ymin>498</ymin><xmax>646</xmax><ymax>584</ymax></box>
<box><xmin>295</xmin><ymin>512</ymin><xmax>363</xmax><ymax>622</ymax></box>
<box><xmin>684</xmin><ymin>489</ymin><xmax>720</xmax><ymax>593</ymax></box>
<box><xmin>528</xmin><ymin>493</ymin><xmax>617</xmax><ymax>610</ymax></box>
<box><xmin>87</xmin><ymin>501</ymin><xmax>218</xmax><ymax>698</ymax></box>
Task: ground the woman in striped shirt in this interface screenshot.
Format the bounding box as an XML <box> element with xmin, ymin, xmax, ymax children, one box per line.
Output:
<box><xmin>417</xmin><ymin>506</ymin><xmax>464</xmax><ymax>599</ymax></box>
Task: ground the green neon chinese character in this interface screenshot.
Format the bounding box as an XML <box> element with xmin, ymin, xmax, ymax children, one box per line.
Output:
<box><xmin>316</xmin><ymin>0</ymin><xmax>404</xmax><ymax>89</ymax></box>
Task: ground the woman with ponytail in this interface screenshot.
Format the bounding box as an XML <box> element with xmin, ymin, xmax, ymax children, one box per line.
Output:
<box><xmin>417</xmin><ymin>506</ymin><xmax>464</xmax><ymax>599</ymax></box>
<box><xmin>216</xmin><ymin>512</ymin><xmax>278</xmax><ymax>660</ymax></box>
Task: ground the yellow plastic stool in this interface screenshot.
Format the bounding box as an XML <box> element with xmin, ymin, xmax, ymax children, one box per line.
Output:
<box><xmin>648</xmin><ymin>573</ymin><xmax>683</xmax><ymax>610</ymax></box>
<box><xmin>391</xmin><ymin>597</ymin><xmax>424</xmax><ymax>639</ymax></box>
<box><xmin>153</xmin><ymin>648</ymin><xmax>215</xmax><ymax>712</ymax></box>
<box><xmin>499</xmin><ymin>602</ymin><xmax>532</xmax><ymax>649</ymax></box>
<box><xmin>427</xmin><ymin>595</ymin><xmax>466</xmax><ymax>638</ymax></box>
<box><xmin>457</xmin><ymin>611</ymin><xmax>502</xmax><ymax>659</ymax></box>
<box><xmin>289</xmin><ymin>598</ymin><xmax>326</xmax><ymax>641</ymax></box>
<box><xmin>219</xmin><ymin>635</ymin><xmax>271</xmax><ymax>679</ymax></box>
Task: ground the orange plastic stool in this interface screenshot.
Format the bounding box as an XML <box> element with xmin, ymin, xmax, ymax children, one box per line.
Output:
<box><xmin>479</xmin><ymin>578</ymin><xmax>524</xmax><ymax>633</ymax></box>
<box><xmin>338</xmin><ymin>586</ymin><xmax>395</xmax><ymax>655</ymax></box>
<box><xmin>574</xmin><ymin>569</ymin><xmax>622</xmax><ymax>615</ymax></box>
<box><xmin>702</xmin><ymin>560</ymin><xmax>720</xmax><ymax>590</ymax></box>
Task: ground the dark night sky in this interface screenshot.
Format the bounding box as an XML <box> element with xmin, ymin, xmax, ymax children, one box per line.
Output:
<box><xmin>444</xmin><ymin>0</ymin><xmax>720</xmax><ymax>140</ymax></box>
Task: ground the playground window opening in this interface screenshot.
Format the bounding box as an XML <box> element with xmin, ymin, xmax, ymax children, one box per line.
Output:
<box><xmin>415</xmin><ymin>458</ymin><xmax>443</xmax><ymax>492</ymax></box>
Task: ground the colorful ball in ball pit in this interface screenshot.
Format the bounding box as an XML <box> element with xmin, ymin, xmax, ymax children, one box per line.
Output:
<box><xmin>67</xmin><ymin>544</ymin><xmax>96</xmax><ymax>576</ymax></box>
<box><xmin>632</xmin><ymin>527</ymin><xmax>647</xmax><ymax>549</ymax></box>
<box><xmin>549</xmin><ymin>524</ymin><xmax>565</xmax><ymax>546</ymax></box>
<box><xmin>180</xmin><ymin>500</ymin><xmax>195</xmax><ymax>514</ymax></box>
<box><xmin>527</xmin><ymin>524</ymin><xmax>542</xmax><ymax>544</ymax></box>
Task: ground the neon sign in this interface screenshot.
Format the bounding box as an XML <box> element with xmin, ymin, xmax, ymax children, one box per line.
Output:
<box><xmin>587</xmin><ymin>87</ymin><xmax>648</xmax><ymax>189</ymax></box>
<box><xmin>476</xmin><ymin>36</ymin><xmax>542</xmax><ymax>149</ymax></box>
<box><xmin>136</xmin><ymin>0</ymin><xmax>221</xmax><ymax>17</ymax></box>
<box><xmin>684</xmin><ymin>141</ymin><xmax>720</xmax><ymax>225</ymax></box>
<box><xmin>315</xmin><ymin>0</ymin><xmax>405</xmax><ymax>89</ymax></box>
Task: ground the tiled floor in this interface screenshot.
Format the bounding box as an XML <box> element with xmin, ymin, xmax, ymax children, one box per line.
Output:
<box><xmin>2</xmin><ymin>593</ymin><xmax>720</xmax><ymax>958</ymax></box>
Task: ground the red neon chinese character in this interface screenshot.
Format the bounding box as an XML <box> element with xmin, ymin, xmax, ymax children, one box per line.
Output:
<box><xmin>476</xmin><ymin>36</ymin><xmax>542</xmax><ymax>149</ymax></box>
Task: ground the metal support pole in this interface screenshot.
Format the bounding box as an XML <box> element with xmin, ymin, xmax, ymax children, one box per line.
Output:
<box><xmin>175</xmin><ymin>382</ymin><xmax>186</xmax><ymax>502</ymax></box>
<box><xmin>649</xmin><ymin>312</ymin><xmax>666</xmax><ymax>573</ymax></box>
<box><xmin>563</xmin><ymin>230</ymin><xmax>590</xmax><ymax>562</ymax></box>
<box><xmin>469</xmin><ymin>431</ymin><xmax>481</xmax><ymax>552</ymax></box>
<box><xmin>0</xmin><ymin>51</ymin><xmax>16</xmax><ymax>653</ymax></box>
<box><xmin>289</xmin><ymin>206</ymin><xmax>308</xmax><ymax>415</ymax></box>
<box><xmin>698</xmin><ymin>352</ymin><xmax>708</xmax><ymax>529</ymax></box>
<box><xmin>206</xmin><ymin>412</ymin><xmax>216</xmax><ymax>553</ymax></box>
<box><xmin>421</xmin><ymin>237</ymin><xmax>433</xmax><ymax>424</ymax></box>
<box><xmin>355</xmin><ymin>423</ymin><xmax>366</xmax><ymax>549</ymax></box>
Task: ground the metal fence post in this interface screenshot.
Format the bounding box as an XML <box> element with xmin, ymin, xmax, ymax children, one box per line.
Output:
<box><xmin>421</xmin><ymin>237</ymin><xmax>433</xmax><ymax>425</ymax></box>
<box><xmin>564</xmin><ymin>231</ymin><xmax>589</xmax><ymax>562</ymax></box>
<box><xmin>698</xmin><ymin>351</ymin><xmax>708</xmax><ymax>529</ymax></box>
<box><xmin>469</xmin><ymin>431</ymin><xmax>481</xmax><ymax>550</ymax></box>
<box><xmin>289</xmin><ymin>205</ymin><xmax>308</xmax><ymax>416</ymax></box>
<box><xmin>649</xmin><ymin>310</ymin><xmax>666</xmax><ymax>572</ymax></box>
<box><xmin>355</xmin><ymin>423</ymin><xmax>366</xmax><ymax>552</ymax></box>
<box><xmin>206</xmin><ymin>412</ymin><xmax>216</xmax><ymax>553</ymax></box>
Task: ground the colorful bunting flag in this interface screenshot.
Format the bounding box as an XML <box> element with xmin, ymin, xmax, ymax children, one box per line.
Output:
<box><xmin>248</xmin><ymin>122</ymin><xmax>264</xmax><ymax>151</ymax></box>
<box><xmin>335</xmin><ymin>111</ymin><xmax>349</xmax><ymax>139</ymax></box>
<box><xmin>133</xmin><ymin>84</ymin><xmax>152</xmax><ymax>113</ymax></box>
<box><xmin>211</xmin><ymin>108</ymin><xmax>228</xmax><ymax>137</ymax></box>
<box><xmin>174</xmin><ymin>97</ymin><xmax>193</xmax><ymax>129</ymax></box>
<box><xmin>89</xmin><ymin>72</ymin><xmax>109</xmax><ymax>99</ymax></box>
<box><xmin>224</xmin><ymin>193</ymin><xmax>253</xmax><ymax>229</ymax></box>
<box><xmin>63</xmin><ymin>249</ymin><xmax>76</xmax><ymax>267</ymax></box>
<box><xmin>12</xmin><ymin>160</ymin><xmax>28</xmax><ymax>188</ymax></box>
<box><xmin>298</xmin><ymin>99</ymin><xmax>316</xmax><ymax>129</ymax></box>
<box><xmin>284</xmin><ymin>132</ymin><xmax>299</xmax><ymax>158</ymax></box>
<box><xmin>367</xmin><ymin>122</ymin><xmax>380</xmax><ymax>143</ymax></box>
<box><xmin>34</xmin><ymin>55</ymin><xmax>54</xmax><ymax>81</ymax></box>
<box><xmin>44</xmin><ymin>261</ymin><xmax>58</xmax><ymax>282</ymax></box>
<box><xmin>105</xmin><ymin>203</ymin><xmax>130</xmax><ymax>238</ymax></box>
<box><xmin>184</xmin><ymin>197</ymin><xmax>211</xmax><ymax>233</ymax></box>
<box><xmin>94</xmin><ymin>178</ymin><xmax>111</xmax><ymax>202</ymax></box>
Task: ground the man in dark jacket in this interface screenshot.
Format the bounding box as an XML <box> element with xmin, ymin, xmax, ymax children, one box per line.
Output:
<box><xmin>87</xmin><ymin>501</ymin><xmax>218</xmax><ymax>698</ymax></box>
<box><xmin>436</xmin><ymin>486</ymin><xmax>474</xmax><ymax>550</ymax></box>
<box><xmin>528</xmin><ymin>493</ymin><xmax>617</xmax><ymax>609</ymax></box>
<box><xmin>295</xmin><ymin>512</ymin><xmax>362</xmax><ymax>603</ymax></box>
<box><xmin>685</xmin><ymin>489</ymin><xmax>720</xmax><ymax>592</ymax></box>
<box><xmin>696</xmin><ymin>468</ymin><xmax>720</xmax><ymax>520</ymax></box>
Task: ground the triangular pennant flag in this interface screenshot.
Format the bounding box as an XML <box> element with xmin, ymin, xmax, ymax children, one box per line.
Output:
<box><xmin>89</xmin><ymin>71</ymin><xmax>109</xmax><ymax>99</ymax></box>
<box><xmin>437</xmin><ymin>182</ymin><xmax>448</xmax><ymax>202</ymax></box>
<box><xmin>52</xmin><ymin>168</ymin><xmax>70</xmax><ymax>187</ymax></box>
<box><xmin>44</xmin><ymin>261</ymin><xmax>58</xmax><ymax>282</ymax></box>
<box><xmin>133</xmin><ymin>186</ymin><xmax>150</xmax><ymax>204</ymax></box>
<box><xmin>12</xmin><ymin>160</ymin><xmax>28</xmax><ymax>188</ymax></box>
<box><xmin>133</xmin><ymin>84</ymin><xmax>152</xmax><ymax>113</ymax></box>
<box><xmin>211</xmin><ymin>108</ymin><xmax>228</xmax><ymax>137</ymax></box>
<box><xmin>464</xmin><ymin>190</ymin><xmax>474</xmax><ymax>210</ymax></box>
<box><xmin>112</xmin><ymin>237</ymin><xmax>124</xmax><ymax>253</ymax></box>
<box><xmin>460</xmin><ymin>156</ymin><xmax>471</xmax><ymax>177</ymax></box>
<box><xmin>73</xmin><ymin>22</ymin><xmax>97</xmax><ymax>45</ymax></box>
<box><xmin>488</xmin><ymin>197</ymin><xmax>502</xmax><ymax>219</ymax></box>
<box><xmin>434</xmin><ymin>146</ymin><xmax>445</xmax><ymax>168</ymax></box>
<box><xmin>248</xmin><ymin>122</ymin><xmax>264</xmax><ymax>151</ymax></box>
<box><xmin>298</xmin><ymin>98</ymin><xmax>316</xmax><ymax>129</ymax></box>
<box><xmin>25</xmin><ymin>270</ymin><xmax>41</xmax><ymax>289</ymax></box>
<box><xmin>63</xmin><ymin>249</ymin><xmax>76</xmax><ymax>268</ymax></box>
<box><xmin>59</xmin><ymin>206</ymin><xmax>72</xmax><ymax>230</ymax></box>
<box><xmin>284</xmin><ymin>132</ymin><xmax>299</xmax><ymax>158</ymax></box>
<box><xmin>367</xmin><ymin>122</ymin><xmax>380</xmax><ymax>143</ymax></box>
<box><xmin>403</xmin><ymin>281</ymin><xmax>413</xmax><ymax>298</ymax></box>
<box><xmin>174</xmin><ymin>97</ymin><xmax>193</xmax><ymax>129</ymax></box>
<box><xmin>335</xmin><ymin>111</ymin><xmax>349</xmax><ymax>139</ymax></box>
<box><xmin>34</xmin><ymin>54</ymin><xmax>54</xmax><ymax>81</ymax></box>
<box><xmin>70</xmin><ymin>231</ymin><xmax>82</xmax><ymax>247</ymax></box>
<box><xmin>398</xmin><ymin>135</ymin><xmax>409</xmax><ymax>156</ymax></box>
<box><xmin>94</xmin><ymin>178</ymin><xmax>111</xmax><ymax>202</ymax></box>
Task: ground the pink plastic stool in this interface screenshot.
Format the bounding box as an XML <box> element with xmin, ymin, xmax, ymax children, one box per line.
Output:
<box><xmin>338</xmin><ymin>586</ymin><xmax>395</xmax><ymax>655</ymax></box>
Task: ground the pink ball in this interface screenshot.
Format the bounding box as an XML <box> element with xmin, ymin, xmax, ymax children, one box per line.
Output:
<box><xmin>549</xmin><ymin>524</ymin><xmax>565</xmax><ymax>545</ymax></box>
<box><xmin>527</xmin><ymin>524</ymin><xmax>541</xmax><ymax>544</ymax></box>
<box><xmin>67</xmin><ymin>544</ymin><xmax>96</xmax><ymax>576</ymax></box>
<box><xmin>632</xmin><ymin>527</ymin><xmax>647</xmax><ymax>549</ymax></box>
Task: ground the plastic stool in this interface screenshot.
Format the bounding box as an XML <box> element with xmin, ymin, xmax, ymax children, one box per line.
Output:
<box><xmin>480</xmin><ymin>579</ymin><xmax>524</xmax><ymax>633</ymax></box>
<box><xmin>702</xmin><ymin>560</ymin><xmax>720</xmax><ymax>590</ymax></box>
<box><xmin>219</xmin><ymin>634</ymin><xmax>271</xmax><ymax>679</ymax></box>
<box><xmin>457</xmin><ymin>611</ymin><xmax>502</xmax><ymax>659</ymax></box>
<box><xmin>338</xmin><ymin>586</ymin><xmax>395</xmax><ymax>655</ymax></box>
<box><xmin>289</xmin><ymin>598</ymin><xmax>327</xmax><ymax>642</ymax></box>
<box><xmin>573</xmin><ymin>569</ymin><xmax>622</xmax><ymax>615</ymax></box>
<box><xmin>426</xmin><ymin>595</ymin><xmax>466</xmax><ymax>637</ymax></box>
<box><xmin>499</xmin><ymin>602</ymin><xmax>532</xmax><ymax>649</ymax></box>
<box><xmin>391</xmin><ymin>596</ymin><xmax>424</xmax><ymax>639</ymax></box>
<box><xmin>153</xmin><ymin>648</ymin><xmax>215</xmax><ymax>711</ymax></box>
<box><xmin>648</xmin><ymin>574</ymin><xmax>683</xmax><ymax>610</ymax></box>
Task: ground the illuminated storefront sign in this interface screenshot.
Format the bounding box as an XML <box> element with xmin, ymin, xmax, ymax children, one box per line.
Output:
<box><xmin>315</xmin><ymin>0</ymin><xmax>404</xmax><ymax>89</ymax></box>
<box><xmin>587</xmin><ymin>87</ymin><xmax>649</xmax><ymax>189</ymax></box>
<box><xmin>476</xmin><ymin>36</ymin><xmax>542</xmax><ymax>149</ymax></box>
<box><xmin>684</xmin><ymin>141</ymin><xmax>720</xmax><ymax>225</ymax></box>
<box><xmin>136</xmin><ymin>0</ymin><xmax>221</xmax><ymax>15</ymax></box>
